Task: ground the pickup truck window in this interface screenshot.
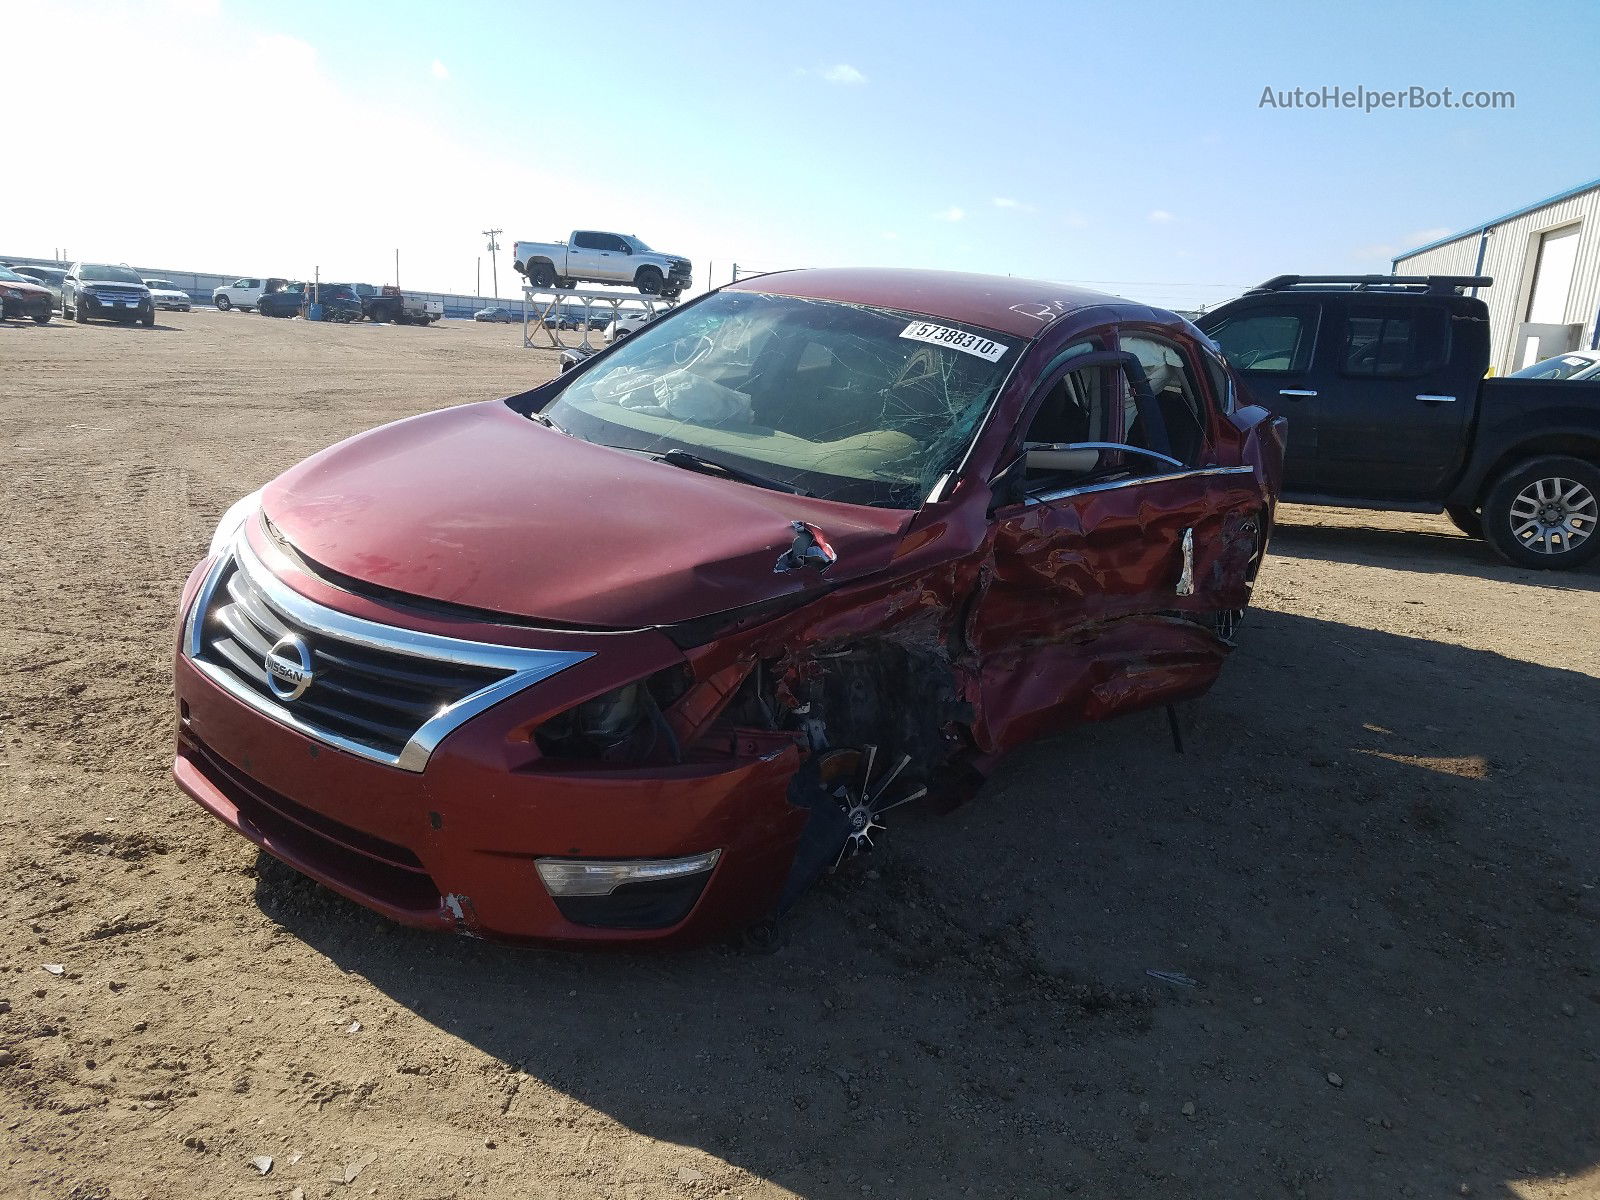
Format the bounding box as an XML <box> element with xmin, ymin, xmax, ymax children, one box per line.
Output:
<box><xmin>573</xmin><ymin>231</ymin><xmax>603</xmax><ymax>250</ymax></box>
<box><xmin>541</xmin><ymin>290</ymin><xmax>1021</xmax><ymax>508</ymax></box>
<box><xmin>1340</xmin><ymin>306</ymin><xmax>1449</xmax><ymax>379</ymax></box>
<box><xmin>1120</xmin><ymin>333</ymin><xmax>1209</xmax><ymax>465</ymax></box>
<box><xmin>1206</xmin><ymin>307</ymin><xmax>1317</xmax><ymax>374</ymax></box>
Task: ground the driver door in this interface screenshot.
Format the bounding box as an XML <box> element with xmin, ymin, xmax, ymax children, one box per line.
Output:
<box><xmin>968</xmin><ymin>336</ymin><xmax>1266</xmax><ymax>753</ymax></box>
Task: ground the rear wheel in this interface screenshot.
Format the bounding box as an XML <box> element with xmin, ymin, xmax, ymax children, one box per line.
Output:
<box><xmin>1482</xmin><ymin>455</ymin><xmax>1600</xmax><ymax>571</ymax></box>
<box><xmin>215</xmin><ymin>294</ymin><xmax>232</xmax><ymax>311</ymax></box>
<box><xmin>1445</xmin><ymin>505</ymin><xmax>1483</xmax><ymax>539</ymax></box>
<box><xmin>529</xmin><ymin>261</ymin><xmax>555</xmax><ymax>289</ymax></box>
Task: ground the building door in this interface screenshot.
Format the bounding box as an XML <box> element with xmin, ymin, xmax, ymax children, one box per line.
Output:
<box><xmin>1519</xmin><ymin>224</ymin><xmax>1582</xmax><ymax>367</ymax></box>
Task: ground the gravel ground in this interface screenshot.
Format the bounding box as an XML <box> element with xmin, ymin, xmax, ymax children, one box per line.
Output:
<box><xmin>1</xmin><ymin>310</ymin><xmax>1596</xmax><ymax>1200</ymax></box>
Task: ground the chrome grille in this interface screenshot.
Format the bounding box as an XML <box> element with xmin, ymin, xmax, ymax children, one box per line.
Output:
<box><xmin>185</xmin><ymin>540</ymin><xmax>592</xmax><ymax>771</ymax></box>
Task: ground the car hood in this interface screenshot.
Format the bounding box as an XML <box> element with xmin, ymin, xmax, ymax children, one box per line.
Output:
<box><xmin>149</xmin><ymin>287</ymin><xmax>186</xmax><ymax>296</ymax></box>
<box><xmin>2</xmin><ymin>279</ymin><xmax>50</xmax><ymax>296</ymax></box>
<box><xmin>261</xmin><ymin>401</ymin><xmax>915</xmax><ymax>628</ymax></box>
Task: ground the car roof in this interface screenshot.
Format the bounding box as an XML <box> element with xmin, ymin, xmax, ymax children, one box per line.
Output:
<box><xmin>723</xmin><ymin>267</ymin><xmax>1148</xmax><ymax>339</ymax></box>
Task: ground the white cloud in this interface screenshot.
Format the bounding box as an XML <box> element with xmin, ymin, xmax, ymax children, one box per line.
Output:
<box><xmin>934</xmin><ymin>206</ymin><xmax>966</xmax><ymax>223</ymax></box>
<box><xmin>1148</xmin><ymin>209</ymin><xmax>1176</xmax><ymax>224</ymax></box>
<box><xmin>820</xmin><ymin>63</ymin><xmax>866</xmax><ymax>85</ymax></box>
<box><xmin>430</xmin><ymin>59</ymin><xmax>450</xmax><ymax>82</ymax></box>
<box><xmin>992</xmin><ymin>197</ymin><xmax>1036</xmax><ymax>212</ymax></box>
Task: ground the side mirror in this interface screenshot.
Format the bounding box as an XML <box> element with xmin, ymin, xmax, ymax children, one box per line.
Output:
<box><xmin>775</xmin><ymin>521</ymin><xmax>836</xmax><ymax>573</ymax></box>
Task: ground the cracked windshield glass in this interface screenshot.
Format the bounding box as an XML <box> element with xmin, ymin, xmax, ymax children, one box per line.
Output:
<box><xmin>540</xmin><ymin>290</ymin><xmax>1019</xmax><ymax>507</ymax></box>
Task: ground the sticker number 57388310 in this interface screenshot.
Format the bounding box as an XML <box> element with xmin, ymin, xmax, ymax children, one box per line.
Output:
<box><xmin>899</xmin><ymin>321</ymin><xmax>1010</xmax><ymax>363</ymax></box>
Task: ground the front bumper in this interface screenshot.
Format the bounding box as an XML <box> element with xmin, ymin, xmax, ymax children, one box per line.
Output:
<box><xmin>170</xmin><ymin>549</ymin><xmax>808</xmax><ymax>946</ymax></box>
<box><xmin>83</xmin><ymin>293</ymin><xmax>151</xmax><ymax>319</ymax></box>
<box><xmin>2</xmin><ymin>294</ymin><xmax>51</xmax><ymax>319</ymax></box>
<box><xmin>155</xmin><ymin>298</ymin><xmax>191</xmax><ymax>310</ymax></box>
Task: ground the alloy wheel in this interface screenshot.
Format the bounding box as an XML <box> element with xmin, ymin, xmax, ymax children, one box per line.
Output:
<box><xmin>1508</xmin><ymin>476</ymin><xmax>1597</xmax><ymax>555</ymax></box>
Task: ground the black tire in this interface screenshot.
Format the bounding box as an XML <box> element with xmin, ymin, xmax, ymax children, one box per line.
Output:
<box><xmin>1445</xmin><ymin>505</ymin><xmax>1483</xmax><ymax>539</ymax></box>
<box><xmin>1481</xmin><ymin>455</ymin><xmax>1600</xmax><ymax>571</ymax></box>
<box><xmin>635</xmin><ymin>267</ymin><xmax>663</xmax><ymax>296</ymax></box>
<box><xmin>529</xmin><ymin>261</ymin><xmax>556</xmax><ymax>289</ymax></box>
<box><xmin>32</xmin><ymin>309</ymin><xmax>51</xmax><ymax>325</ymax></box>
<box><xmin>141</xmin><ymin>308</ymin><xmax>155</xmax><ymax>327</ymax></box>
<box><xmin>74</xmin><ymin>296</ymin><xmax>88</xmax><ymax>324</ymax></box>
<box><xmin>216</xmin><ymin>295</ymin><xmax>232</xmax><ymax>311</ymax></box>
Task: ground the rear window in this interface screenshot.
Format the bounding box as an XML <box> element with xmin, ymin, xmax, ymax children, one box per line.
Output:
<box><xmin>1340</xmin><ymin>306</ymin><xmax>1450</xmax><ymax>378</ymax></box>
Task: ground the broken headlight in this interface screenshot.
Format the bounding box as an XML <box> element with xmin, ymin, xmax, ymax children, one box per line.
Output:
<box><xmin>533</xmin><ymin>666</ymin><xmax>691</xmax><ymax>763</ymax></box>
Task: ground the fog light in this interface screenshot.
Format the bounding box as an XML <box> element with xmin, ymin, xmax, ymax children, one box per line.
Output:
<box><xmin>535</xmin><ymin>850</ymin><xmax>721</xmax><ymax>897</ymax></box>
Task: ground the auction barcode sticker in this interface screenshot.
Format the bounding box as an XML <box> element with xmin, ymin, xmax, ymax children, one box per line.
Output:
<box><xmin>899</xmin><ymin>321</ymin><xmax>1010</xmax><ymax>363</ymax></box>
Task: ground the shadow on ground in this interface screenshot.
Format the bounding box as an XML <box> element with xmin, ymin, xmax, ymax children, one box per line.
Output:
<box><xmin>258</xmin><ymin>609</ymin><xmax>1599</xmax><ymax>1199</ymax></box>
<box><xmin>1270</xmin><ymin>517</ymin><xmax>1600</xmax><ymax>588</ymax></box>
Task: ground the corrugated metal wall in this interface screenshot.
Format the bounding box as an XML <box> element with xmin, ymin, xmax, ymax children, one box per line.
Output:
<box><xmin>1394</xmin><ymin>184</ymin><xmax>1600</xmax><ymax>375</ymax></box>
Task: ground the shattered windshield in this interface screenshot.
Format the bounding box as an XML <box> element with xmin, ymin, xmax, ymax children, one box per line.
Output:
<box><xmin>539</xmin><ymin>290</ymin><xmax>1020</xmax><ymax>508</ymax></box>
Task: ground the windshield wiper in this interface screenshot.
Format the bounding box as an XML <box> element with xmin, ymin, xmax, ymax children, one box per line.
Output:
<box><xmin>529</xmin><ymin>411</ymin><xmax>568</xmax><ymax>435</ymax></box>
<box><xmin>654</xmin><ymin>448</ymin><xmax>810</xmax><ymax>496</ymax></box>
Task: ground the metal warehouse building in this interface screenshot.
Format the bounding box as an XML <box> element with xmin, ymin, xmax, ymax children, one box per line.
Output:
<box><xmin>1394</xmin><ymin>176</ymin><xmax>1600</xmax><ymax>376</ymax></box>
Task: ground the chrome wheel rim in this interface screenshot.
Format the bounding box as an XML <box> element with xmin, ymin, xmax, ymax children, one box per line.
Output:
<box><xmin>1509</xmin><ymin>476</ymin><xmax>1597</xmax><ymax>555</ymax></box>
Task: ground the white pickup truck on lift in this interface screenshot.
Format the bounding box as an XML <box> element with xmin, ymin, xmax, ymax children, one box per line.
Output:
<box><xmin>512</xmin><ymin>230</ymin><xmax>693</xmax><ymax>299</ymax></box>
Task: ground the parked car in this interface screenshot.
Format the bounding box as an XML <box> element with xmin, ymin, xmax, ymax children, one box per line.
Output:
<box><xmin>172</xmin><ymin>267</ymin><xmax>1284</xmax><ymax>946</ymax></box>
<box><xmin>1197</xmin><ymin>274</ymin><xmax>1600</xmax><ymax>570</ymax></box>
<box><xmin>0</xmin><ymin>265</ymin><xmax>54</xmax><ymax>323</ymax></box>
<box><xmin>62</xmin><ymin>262</ymin><xmax>154</xmax><ymax>326</ymax></box>
<box><xmin>257</xmin><ymin>282</ymin><xmax>364</xmax><ymax>321</ymax></box>
<box><xmin>144</xmin><ymin>279</ymin><xmax>193</xmax><ymax>312</ymax></box>
<box><xmin>605</xmin><ymin>312</ymin><xmax>653</xmax><ymax>342</ymax></box>
<box><xmin>474</xmin><ymin>306</ymin><xmax>518</xmax><ymax>322</ymax></box>
<box><xmin>1507</xmin><ymin>350</ymin><xmax>1600</xmax><ymax>382</ymax></box>
<box><xmin>213</xmin><ymin>277</ymin><xmax>284</xmax><ymax>312</ymax></box>
<box><xmin>8</xmin><ymin>265</ymin><xmax>66</xmax><ymax>307</ymax></box>
<box><xmin>353</xmin><ymin>283</ymin><xmax>444</xmax><ymax>325</ymax></box>
<box><xmin>513</xmin><ymin>230</ymin><xmax>693</xmax><ymax>299</ymax></box>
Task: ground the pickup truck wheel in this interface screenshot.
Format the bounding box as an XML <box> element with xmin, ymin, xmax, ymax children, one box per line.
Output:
<box><xmin>215</xmin><ymin>295</ymin><xmax>231</xmax><ymax>311</ymax></box>
<box><xmin>635</xmin><ymin>268</ymin><xmax>664</xmax><ymax>296</ymax></box>
<box><xmin>1482</xmin><ymin>456</ymin><xmax>1600</xmax><ymax>570</ymax></box>
<box><xmin>1445</xmin><ymin>505</ymin><xmax>1483</xmax><ymax>539</ymax></box>
<box><xmin>529</xmin><ymin>262</ymin><xmax>555</xmax><ymax>289</ymax></box>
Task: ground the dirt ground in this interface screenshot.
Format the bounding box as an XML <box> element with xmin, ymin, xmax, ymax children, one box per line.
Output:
<box><xmin>1</xmin><ymin>309</ymin><xmax>1596</xmax><ymax>1200</ymax></box>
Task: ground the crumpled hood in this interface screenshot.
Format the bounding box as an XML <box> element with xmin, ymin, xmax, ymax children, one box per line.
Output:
<box><xmin>262</xmin><ymin>401</ymin><xmax>914</xmax><ymax>628</ymax></box>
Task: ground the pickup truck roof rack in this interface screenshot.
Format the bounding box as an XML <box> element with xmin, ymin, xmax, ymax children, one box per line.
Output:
<box><xmin>1248</xmin><ymin>274</ymin><xmax>1492</xmax><ymax>295</ymax></box>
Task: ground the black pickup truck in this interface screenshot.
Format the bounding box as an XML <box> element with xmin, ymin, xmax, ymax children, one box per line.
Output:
<box><xmin>1197</xmin><ymin>275</ymin><xmax>1600</xmax><ymax>570</ymax></box>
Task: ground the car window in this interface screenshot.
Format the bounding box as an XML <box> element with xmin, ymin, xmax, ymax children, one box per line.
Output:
<box><xmin>1508</xmin><ymin>353</ymin><xmax>1600</xmax><ymax>381</ymax></box>
<box><xmin>82</xmin><ymin>263</ymin><xmax>145</xmax><ymax>284</ymax></box>
<box><xmin>1119</xmin><ymin>333</ymin><xmax>1210</xmax><ymax>466</ymax></box>
<box><xmin>1340</xmin><ymin>305</ymin><xmax>1449</xmax><ymax>379</ymax></box>
<box><xmin>603</xmin><ymin>235</ymin><xmax>630</xmax><ymax>253</ymax></box>
<box><xmin>542</xmin><ymin>289</ymin><xmax>1022</xmax><ymax>508</ymax></box>
<box><xmin>1205</xmin><ymin>306</ymin><xmax>1318</xmax><ymax>373</ymax></box>
<box><xmin>0</xmin><ymin>267</ymin><xmax>28</xmax><ymax>283</ymax></box>
<box><xmin>573</xmin><ymin>232</ymin><xmax>600</xmax><ymax>250</ymax></box>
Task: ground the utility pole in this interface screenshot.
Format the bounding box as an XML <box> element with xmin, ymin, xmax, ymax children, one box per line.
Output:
<box><xmin>482</xmin><ymin>228</ymin><xmax>502</xmax><ymax>300</ymax></box>
<box><xmin>476</xmin><ymin>257</ymin><xmax>481</xmax><ymax>303</ymax></box>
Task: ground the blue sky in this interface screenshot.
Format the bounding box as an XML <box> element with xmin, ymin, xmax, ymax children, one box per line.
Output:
<box><xmin>9</xmin><ymin>0</ymin><xmax>1599</xmax><ymax>308</ymax></box>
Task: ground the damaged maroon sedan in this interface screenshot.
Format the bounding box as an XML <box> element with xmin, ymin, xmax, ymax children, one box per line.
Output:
<box><xmin>172</xmin><ymin>268</ymin><xmax>1285</xmax><ymax>945</ymax></box>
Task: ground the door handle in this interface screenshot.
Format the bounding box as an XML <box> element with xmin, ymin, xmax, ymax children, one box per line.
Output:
<box><xmin>1278</xmin><ymin>388</ymin><xmax>1318</xmax><ymax>397</ymax></box>
<box><xmin>1416</xmin><ymin>394</ymin><xmax>1457</xmax><ymax>403</ymax></box>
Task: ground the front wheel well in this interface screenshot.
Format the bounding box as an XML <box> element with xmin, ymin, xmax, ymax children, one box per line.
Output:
<box><xmin>1473</xmin><ymin>434</ymin><xmax>1600</xmax><ymax>504</ymax></box>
